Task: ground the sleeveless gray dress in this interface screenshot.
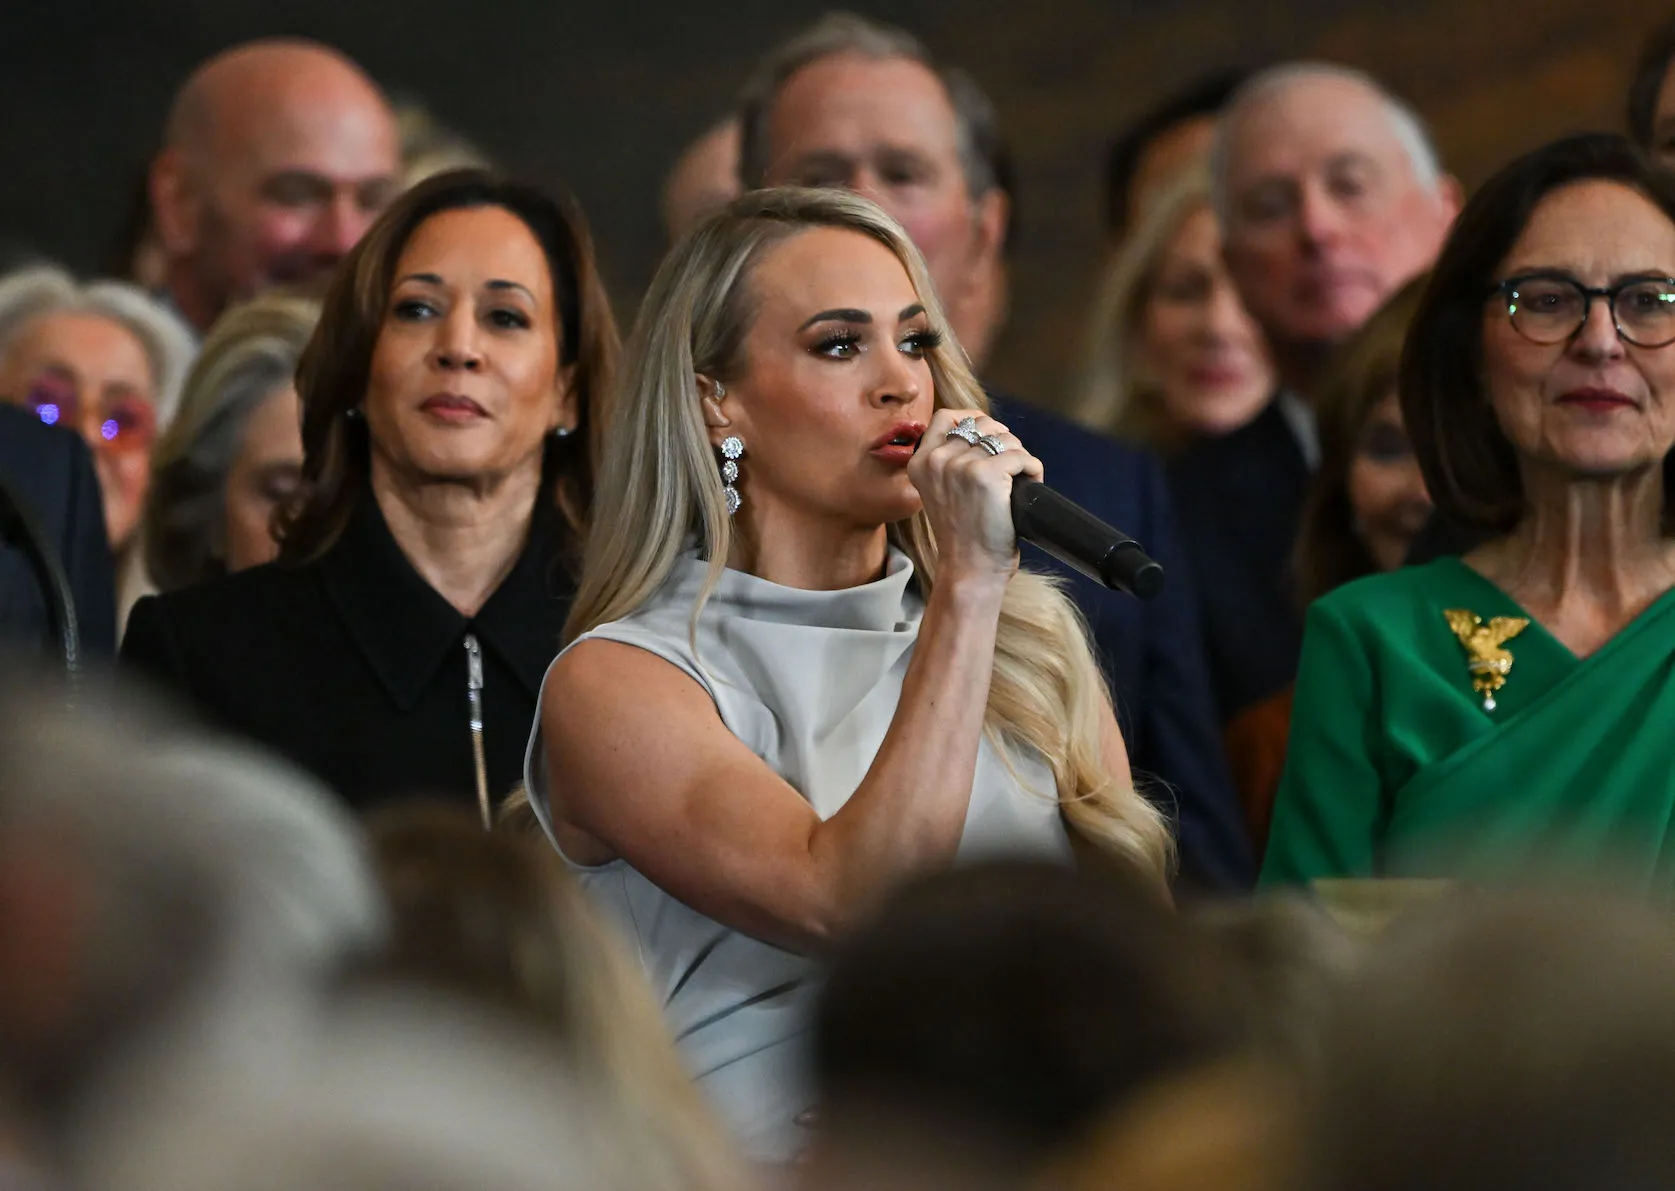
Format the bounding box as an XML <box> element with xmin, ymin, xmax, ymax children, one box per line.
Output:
<box><xmin>523</xmin><ymin>548</ymin><xmax>1070</xmax><ymax>1160</ymax></box>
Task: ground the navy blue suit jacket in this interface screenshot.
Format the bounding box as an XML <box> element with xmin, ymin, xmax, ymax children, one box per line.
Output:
<box><xmin>991</xmin><ymin>396</ymin><xmax>1253</xmax><ymax>889</ymax></box>
<box><xmin>0</xmin><ymin>405</ymin><xmax>116</xmax><ymax>659</ymax></box>
<box><xmin>1166</xmin><ymin>399</ymin><xmax>1311</xmax><ymax>722</ymax></box>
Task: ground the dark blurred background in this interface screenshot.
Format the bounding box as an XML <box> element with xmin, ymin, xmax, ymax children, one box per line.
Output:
<box><xmin>0</xmin><ymin>0</ymin><xmax>1654</xmax><ymax>404</ymax></box>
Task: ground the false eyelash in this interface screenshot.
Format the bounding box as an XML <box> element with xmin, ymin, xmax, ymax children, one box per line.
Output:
<box><xmin>814</xmin><ymin>331</ymin><xmax>863</xmax><ymax>353</ymax></box>
<box><xmin>903</xmin><ymin>330</ymin><xmax>944</xmax><ymax>351</ymax></box>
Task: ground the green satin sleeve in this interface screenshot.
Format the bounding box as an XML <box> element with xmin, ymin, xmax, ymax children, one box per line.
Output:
<box><xmin>1260</xmin><ymin>597</ymin><xmax>1386</xmax><ymax>885</ymax></box>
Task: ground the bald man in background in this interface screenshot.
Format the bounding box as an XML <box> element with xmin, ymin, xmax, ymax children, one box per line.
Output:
<box><xmin>661</xmin><ymin>117</ymin><xmax>742</xmax><ymax>242</ymax></box>
<box><xmin>149</xmin><ymin>39</ymin><xmax>401</xmax><ymax>333</ymax></box>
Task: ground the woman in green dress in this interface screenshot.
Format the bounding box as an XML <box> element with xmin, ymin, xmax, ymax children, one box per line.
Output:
<box><xmin>1262</xmin><ymin>133</ymin><xmax>1675</xmax><ymax>889</ymax></box>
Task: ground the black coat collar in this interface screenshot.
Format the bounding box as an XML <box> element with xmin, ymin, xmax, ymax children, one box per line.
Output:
<box><xmin>317</xmin><ymin>494</ymin><xmax>572</xmax><ymax>712</ymax></box>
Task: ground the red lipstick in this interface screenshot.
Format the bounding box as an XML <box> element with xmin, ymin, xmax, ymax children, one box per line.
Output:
<box><xmin>870</xmin><ymin>421</ymin><xmax>925</xmax><ymax>465</ymax></box>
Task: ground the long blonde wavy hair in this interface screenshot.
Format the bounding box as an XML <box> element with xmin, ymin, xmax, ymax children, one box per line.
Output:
<box><xmin>572</xmin><ymin>188</ymin><xmax>1173</xmax><ymax>888</ymax></box>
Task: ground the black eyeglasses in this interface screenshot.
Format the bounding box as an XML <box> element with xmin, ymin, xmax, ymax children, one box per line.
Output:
<box><xmin>1492</xmin><ymin>273</ymin><xmax>1675</xmax><ymax>348</ymax></box>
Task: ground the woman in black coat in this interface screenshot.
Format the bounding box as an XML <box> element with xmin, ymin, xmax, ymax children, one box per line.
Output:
<box><xmin>122</xmin><ymin>170</ymin><xmax>619</xmax><ymax>819</ymax></box>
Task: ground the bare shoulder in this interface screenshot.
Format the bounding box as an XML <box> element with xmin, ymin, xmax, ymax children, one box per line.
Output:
<box><xmin>543</xmin><ymin>637</ymin><xmax>722</xmax><ymax>741</ymax></box>
<box><xmin>538</xmin><ymin>634</ymin><xmax>812</xmax><ymax>890</ymax></box>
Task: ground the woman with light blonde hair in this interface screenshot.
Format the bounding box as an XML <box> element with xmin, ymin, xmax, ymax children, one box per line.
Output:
<box><xmin>1075</xmin><ymin>169</ymin><xmax>1272</xmax><ymax>452</ymax></box>
<box><xmin>521</xmin><ymin>186</ymin><xmax>1173</xmax><ymax>1162</ymax></box>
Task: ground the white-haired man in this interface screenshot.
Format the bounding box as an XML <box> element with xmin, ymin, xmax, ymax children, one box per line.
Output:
<box><xmin>1214</xmin><ymin>63</ymin><xmax>1459</xmax><ymax>394</ymax></box>
<box><xmin>1170</xmin><ymin>64</ymin><xmax>1460</xmax><ymax>771</ymax></box>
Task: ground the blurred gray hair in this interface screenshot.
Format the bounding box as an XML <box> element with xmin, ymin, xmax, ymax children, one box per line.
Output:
<box><xmin>98</xmin><ymin>991</ymin><xmax>675</xmax><ymax>1191</ymax></box>
<box><xmin>0</xmin><ymin>682</ymin><xmax>382</xmax><ymax>1134</ymax></box>
<box><xmin>736</xmin><ymin>11</ymin><xmax>1002</xmax><ymax>200</ymax></box>
<box><xmin>0</xmin><ymin>264</ymin><xmax>197</xmax><ymax>427</ymax></box>
<box><xmin>1209</xmin><ymin>62</ymin><xmax>1443</xmax><ymax>226</ymax></box>
<box><xmin>143</xmin><ymin>294</ymin><xmax>319</xmax><ymax>592</ymax></box>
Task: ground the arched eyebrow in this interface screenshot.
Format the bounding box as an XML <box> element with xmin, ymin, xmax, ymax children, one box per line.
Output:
<box><xmin>395</xmin><ymin>273</ymin><xmax>536</xmax><ymax>301</ymax></box>
<box><xmin>798</xmin><ymin>303</ymin><xmax>926</xmax><ymax>331</ymax></box>
<box><xmin>485</xmin><ymin>279</ymin><xmax>536</xmax><ymax>301</ymax></box>
<box><xmin>799</xmin><ymin>307</ymin><xmax>870</xmax><ymax>330</ymax></box>
<box><xmin>1500</xmin><ymin>267</ymin><xmax>1675</xmax><ymax>287</ymax></box>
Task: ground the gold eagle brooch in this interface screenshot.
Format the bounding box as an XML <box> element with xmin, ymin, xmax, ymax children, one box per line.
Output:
<box><xmin>1444</xmin><ymin>609</ymin><xmax>1530</xmax><ymax>712</ymax></box>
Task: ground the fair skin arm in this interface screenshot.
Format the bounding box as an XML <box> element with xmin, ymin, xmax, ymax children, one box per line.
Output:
<box><xmin>546</xmin><ymin>410</ymin><xmax>1044</xmax><ymax>953</ymax></box>
<box><xmin>545</xmin><ymin>570</ymin><xmax>1008</xmax><ymax>953</ymax></box>
<box><xmin>547</xmin><ymin>586</ymin><xmax>1142</xmax><ymax>954</ymax></box>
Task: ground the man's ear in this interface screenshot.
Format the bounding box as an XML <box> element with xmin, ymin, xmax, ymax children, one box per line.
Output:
<box><xmin>949</xmin><ymin>190</ymin><xmax>1011</xmax><ymax>369</ymax></box>
<box><xmin>150</xmin><ymin>148</ymin><xmax>201</xmax><ymax>257</ymax></box>
<box><xmin>973</xmin><ymin>187</ymin><xmax>1010</xmax><ymax>269</ymax></box>
<box><xmin>1436</xmin><ymin>173</ymin><xmax>1465</xmax><ymax>225</ymax></box>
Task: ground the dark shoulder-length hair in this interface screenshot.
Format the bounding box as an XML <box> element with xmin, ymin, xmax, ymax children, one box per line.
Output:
<box><xmin>1400</xmin><ymin>132</ymin><xmax>1675</xmax><ymax>535</ymax></box>
<box><xmin>1628</xmin><ymin>15</ymin><xmax>1675</xmax><ymax>154</ymax></box>
<box><xmin>1294</xmin><ymin>274</ymin><xmax>1428</xmax><ymax>605</ymax></box>
<box><xmin>276</xmin><ymin>169</ymin><xmax>620</xmax><ymax>564</ymax></box>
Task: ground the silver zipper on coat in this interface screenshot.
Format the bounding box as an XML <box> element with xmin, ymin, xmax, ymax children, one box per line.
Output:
<box><xmin>465</xmin><ymin>633</ymin><xmax>491</xmax><ymax>829</ymax></box>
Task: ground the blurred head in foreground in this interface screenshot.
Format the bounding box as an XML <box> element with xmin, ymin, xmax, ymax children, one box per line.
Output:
<box><xmin>1313</xmin><ymin>893</ymin><xmax>1675</xmax><ymax>1191</ymax></box>
<box><xmin>363</xmin><ymin>804</ymin><xmax>747</xmax><ymax>1191</ymax></box>
<box><xmin>101</xmin><ymin>992</ymin><xmax>635</xmax><ymax>1191</ymax></box>
<box><xmin>0</xmin><ymin>679</ymin><xmax>379</xmax><ymax>1169</ymax></box>
<box><xmin>803</xmin><ymin>862</ymin><xmax>1241</xmax><ymax>1188</ymax></box>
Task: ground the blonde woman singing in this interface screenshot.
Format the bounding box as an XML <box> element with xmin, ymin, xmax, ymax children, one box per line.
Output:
<box><xmin>521</xmin><ymin>188</ymin><xmax>1173</xmax><ymax>1161</ymax></box>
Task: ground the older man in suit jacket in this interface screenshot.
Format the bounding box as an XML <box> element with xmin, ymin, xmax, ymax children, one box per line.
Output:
<box><xmin>0</xmin><ymin>404</ymin><xmax>116</xmax><ymax>661</ymax></box>
<box><xmin>733</xmin><ymin>13</ymin><xmax>1252</xmax><ymax>887</ymax></box>
<box><xmin>1177</xmin><ymin>64</ymin><xmax>1458</xmax><ymax>732</ymax></box>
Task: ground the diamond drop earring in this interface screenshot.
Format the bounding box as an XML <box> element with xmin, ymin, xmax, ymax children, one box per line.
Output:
<box><xmin>719</xmin><ymin>435</ymin><xmax>745</xmax><ymax>514</ymax></box>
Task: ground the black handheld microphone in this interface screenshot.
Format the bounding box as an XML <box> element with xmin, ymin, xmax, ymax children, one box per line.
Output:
<box><xmin>1010</xmin><ymin>478</ymin><xmax>1165</xmax><ymax>600</ymax></box>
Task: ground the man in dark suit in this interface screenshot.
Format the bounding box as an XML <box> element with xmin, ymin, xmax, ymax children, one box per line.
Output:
<box><xmin>1177</xmin><ymin>64</ymin><xmax>1458</xmax><ymax>729</ymax></box>
<box><xmin>736</xmin><ymin>13</ymin><xmax>1251</xmax><ymax>888</ymax></box>
<box><xmin>0</xmin><ymin>404</ymin><xmax>116</xmax><ymax>661</ymax></box>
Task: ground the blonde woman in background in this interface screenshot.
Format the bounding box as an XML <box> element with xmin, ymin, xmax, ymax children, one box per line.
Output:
<box><xmin>394</xmin><ymin>98</ymin><xmax>493</xmax><ymax>190</ymax></box>
<box><xmin>143</xmin><ymin>294</ymin><xmax>317</xmax><ymax>595</ymax></box>
<box><xmin>0</xmin><ymin>265</ymin><xmax>196</xmax><ymax>627</ymax></box>
<box><xmin>521</xmin><ymin>187</ymin><xmax>1173</xmax><ymax>1162</ymax></box>
<box><xmin>1076</xmin><ymin>169</ymin><xmax>1273</xmax><ymax>452</ymax></box>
